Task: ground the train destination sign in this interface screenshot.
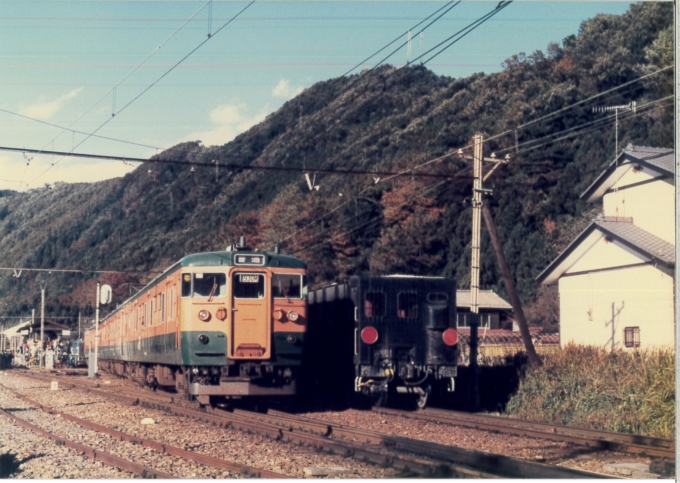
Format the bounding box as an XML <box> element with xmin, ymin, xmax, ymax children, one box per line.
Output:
<box><xmin>240</xmin><ymin>274</ymin><xmax>261</xmax><ymax>283</ymax></box>
<box><xmin>235</xmin><ymin>255</ymin><xmax>265</xmax><ymax>266</ymax></box>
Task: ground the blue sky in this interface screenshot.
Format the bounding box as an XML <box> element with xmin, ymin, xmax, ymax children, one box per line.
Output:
<box><xmin>0</xmin><ymin>0</ymin><xmax>632</xmax><ymax>191</ymax></box>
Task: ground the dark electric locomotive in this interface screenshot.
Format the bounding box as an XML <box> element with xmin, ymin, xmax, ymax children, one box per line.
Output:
<box><xmin>85</xmin><ymin>240</ymin><xmax>308</xmax><ymax>406</ymax></box>
<box><xmin>306</xmin><ymin>275</ymin><xmax>458</xmax><ymax>409</ymax></box>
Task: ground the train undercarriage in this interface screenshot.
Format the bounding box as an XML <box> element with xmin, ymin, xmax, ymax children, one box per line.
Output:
<box><xmin>96</xmin><ymin>359</ymin><xmax>297</xmax><ymax>406</ymax></box>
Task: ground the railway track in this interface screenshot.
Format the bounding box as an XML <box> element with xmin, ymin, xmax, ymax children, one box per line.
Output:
<box><xmin>0</xmin><ymin>381</ymin><xmax>286</xmax><ymax>479</ymax></box>
<box><xmin>11</xmin><ymin>370</ymin><xmax>613</xmax><ymax>478</ymax></box>
<box><xmin>372</xmin><ymin>406</ymin><xmax>675</xmax><ymax>460</ymax></box>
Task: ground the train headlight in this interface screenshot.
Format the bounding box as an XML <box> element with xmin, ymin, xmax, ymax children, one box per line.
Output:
<box><xmin>287</xmin><ymin>335</ymin><xmax>297</xmax><ymax>344</ymax></box>
<box><xmin>360</xmin><ymin>326</ymin><xmax>379</xmax><ymax>345</ymax></box>
<box><xmin>442</xmin><ymin>328</ymin><xmax>458</xmax><ymax>346</ymax></box>
<box><xmin>198</xmin><ymin>310</ymin><xmax>211</xmax><ymax>322</ymax></box>
<box><xmin>198</xmin><ymin>334</ymin><xmax>209</xmax><ymax>345</ymax></box>
<box><xmin>287</xmin><ymin>311</ymin><xmax>299</xmax><ymax>322</ymax></box>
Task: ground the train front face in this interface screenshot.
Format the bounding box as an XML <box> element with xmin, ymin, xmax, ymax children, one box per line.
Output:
<box><xmin>353</xmin><ymin>276</ymin><xmax>458</xmax><ymax>407</ymax></box>
<box><xmin>180</xmin><ymin>250</ymin><xmax>307</xmax><ymax>403</ymax></box>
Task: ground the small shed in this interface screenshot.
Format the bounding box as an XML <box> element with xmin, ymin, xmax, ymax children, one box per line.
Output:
<box><xmin>456</xmin><ymin>290</ymin><xmax>513</xmax><ymax>330</ymax></box>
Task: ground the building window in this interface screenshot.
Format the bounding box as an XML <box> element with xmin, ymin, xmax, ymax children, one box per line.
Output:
<box><xmin>457</xmin><ymin>312</ymin><xmax>490</xmax><ymax>328</ymax></box>
<box><xmin>624</xmin><ymin>327</ymin><xmax>640</xmax><ymax>348</ymax></box>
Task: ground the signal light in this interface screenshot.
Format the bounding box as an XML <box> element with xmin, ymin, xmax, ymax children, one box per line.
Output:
<box><xmin>287</xmin><ymin>335</ymin><xmax>297</xmax><ymax>344</ymax></box>
<box><xmin>360</xmin><ymin>326</ymin><xmax>379</xmax><ymax>345</ymax></box>
<box><xmin>198</xmin><ymin>310</ymin><xmax>211</xmax><ymax>322</ymax></box>
<box><xmin>442</xmin><ymin>328</ymin><xmax>458</xmax><ymax>346</ymax></box>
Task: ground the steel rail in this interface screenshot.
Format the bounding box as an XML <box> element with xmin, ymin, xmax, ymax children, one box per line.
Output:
<box><xmin>0</xmin><ymin>405</ymin><xmax>176</xmax><ymax>479</ymax></box>
<box><xmin>13</xmin><ymin>372</ymin><xmax>613</xmax><ymax>477</ymax></box>
<box><xmin>372</xmin><ymin>406</ymin><xmax>675</xmax><ymax>459</ymax></box>
<box><xmin>13</xmin><ymin>372</ymin><xmax>468</xmax><ymax>477</ymax></box>
<box><xmin>238</xmin><ymin>408</ymin><xmax>613</xmax><ymax>479</ymax></box>
<box><xmin>0</xmin><ymin>383</ymin><xmax>287</xmax><ymax>479</ymax></box>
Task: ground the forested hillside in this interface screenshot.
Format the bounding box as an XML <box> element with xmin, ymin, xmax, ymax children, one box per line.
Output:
<box><xmin>0</xmin><ymin>3</ymin><xmax>672</xmax><ymax>330</ymax></box>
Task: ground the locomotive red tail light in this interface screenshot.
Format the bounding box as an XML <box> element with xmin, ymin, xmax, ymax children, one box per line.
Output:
<box><xmin>442</xmin><ymin>328</ymin><xmax>458</xmax><ymax>346</ymax></box>
<box><xmin>198</xmin><ymin>310</ymin><xmax>211</xmax><ymax>322</ymax></box>
<box><xmin>360</xmin><ymin>326</ymin><xmax>379</xmax><ymax>345</ymax></box>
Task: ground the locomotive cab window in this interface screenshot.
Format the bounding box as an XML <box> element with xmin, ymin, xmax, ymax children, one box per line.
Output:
<box><xmin>233</xmin><ymin>273</ymin><xmax>265</xmax><ymax>299</ymax></box>
<box><xmin>272</xmin><ymin>274</ymin><xmax>306</xmax><ymax>299</ymax></box>
<box><xmin>364</xmin><ymin>292</ymin><xmax>386</xmax><ymax>318</ymax></box>
<box><xmin>181</xmin><ymin>273</ymin><xmax>226</xmax><ymax>298</ymax></box>
<box><xmin>397</xmin><ymin>292</ymin><xmax>419</xmax><ymax>320</ymax></box>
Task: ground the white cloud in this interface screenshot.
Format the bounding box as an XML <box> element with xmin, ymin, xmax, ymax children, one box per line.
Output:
<box><xmin>182</xmin><ymin>102</ymin><xmax>267</xmax><ymax>147</ymax></box>
<box><xmin>0</xmin><ymin>153</ymin><xmax>135</xmax><ymax>191</ymax></box>
<box><xmin>18</xmin><ymin>88</ymin><xmax>83</xmax><ymax>121</ymax></box>
<box><xmin>272</xmin><ymin>79</ymin><xmax>303</xmax><ymax>100</ymax></box>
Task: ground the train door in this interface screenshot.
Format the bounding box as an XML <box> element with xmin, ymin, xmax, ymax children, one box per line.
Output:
<box><xmin>230</xmin><ymin>270</ymin><xmax>270</xmax><ymax>359</ymax></box>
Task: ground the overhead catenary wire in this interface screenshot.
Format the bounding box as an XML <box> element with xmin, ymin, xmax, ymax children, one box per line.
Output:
<box><xmin>0</xmin><ymin>145</ymin><xmax>471</xmax><ymax>180</ymax></box>
<box><xmin>13</xmin><ymin>1</ymin><xmax>212</xmax><ymax>191</ymax></box>
<box><xmin>0</xmin><ymin>267</ymin><xmax>162</xmax><ymax>275</ymax></box>
<box><xmin>341</xmin><ymin>1</ymin><xmax>459</xmax><ymax>77</ymax></box>
<box><xmin>24</xmin><ymin>0</ymin><xmax>256</xmax><ymax>190</ymax></box>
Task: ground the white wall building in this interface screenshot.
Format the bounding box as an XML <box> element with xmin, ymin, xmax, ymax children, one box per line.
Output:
<box><xmin>537</xmin><ymin>146</ymin><xmax>675</xmax><ymax>350</ymax></box>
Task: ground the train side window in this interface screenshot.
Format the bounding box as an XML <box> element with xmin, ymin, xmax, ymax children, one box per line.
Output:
<box><xmin>427</xmin><ymin>292</ymin><xmax>449</xmax><ymax>303</ymax></box>
<box><xmin>272</xmin><ymin>273</ymin><xmax>303</xmax><ymax>299</ymax></box>
<box><xmin>181</xmin><ymin>274</ymin><xmax>192</xmax><ymax>297</ymax></box>
<box><xmin>397</xmin><ymin>292</ymin><xmax>419</xmax><ymax>320</ymax></box>
<box><xmin>169</xmin><ymin>287</ymin><xmax>175</xmax><ymax>320</ymax></box>
<box><xmin>151</xmin><ymin>298</ymin><xmax>156</xmax><ymax>326</ymax></box>
<box><xmin>194</xmin><ymin>273</ymin><xmax>227</xmax><ymax>298</ymax></box>
<box><xmin>141</xmin><ymin>303</ymin><xmax>146</xmax><ymax>327</ymax></box>
<box><xmin>160</xmin><ymin>293</ymin><xmax>165</xmax><ymax>323</ymax></box>
<box><xmin>365</xmin><ymin>292</ymin><xmax>385</xmax><ymax>318</ymax></box>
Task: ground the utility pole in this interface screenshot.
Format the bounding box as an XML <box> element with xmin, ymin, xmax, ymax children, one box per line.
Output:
<box><xmin>468</xmin><ymin>134</ymin><xmax>484</xmax><ymax>412</ymax></box>
<box><xmin>78</xmin><ymin>312</ymin><xmax>81</xmax><ymax>339</ymax></box>
<box><xmin>94</xmin><ymin>281</ymin><xmax>100</xmax><ymax>376</ymax></box>
<box><xmin>39</xmin><ymin>280</ymin><xmax>46</xmax><ymax>367</ymax></box>
<box><xmin>482</xmin><ymin>205</ymin><xmax>542</xmax><ymax>368</ymax></box>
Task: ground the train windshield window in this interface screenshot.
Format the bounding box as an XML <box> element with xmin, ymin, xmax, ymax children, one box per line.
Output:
<box><xmin>365</xmin><ymin>292</ymin><xmax>386</xmax><ymax>318</ymax></box>
<box><xmin>233</xmin><ymin>273</ymin><xmax>265</xmax><ymax>299</ymax></box>
<box><xmin>181</xmin><ymin>274</ymin><xmax>192</xmax><ymax>297</ymax></box>
<box><xmin>194</xmin><ymin>273</ymin><xmax>227</xmax><ymax>298</ymax></box>
<box><xmin>397</xmin><ymin>293</ymin><xmax>419</xmax><ymax>320</ymax></box>
<box><xmin>272</xmin><ymin>274</ymin><xmax>303</xmax><ymax>299</ymax></box>
<box><xmin>427</xmin><ymin>292</ymin><xmax>449</xmax><ymax>303</ymax></box>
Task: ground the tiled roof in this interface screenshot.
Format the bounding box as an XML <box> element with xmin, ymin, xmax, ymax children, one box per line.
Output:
<box><xmin>624</xmin><ymin>146</ymin><xmax>674</xmax><ymax>174</ymax></box>
<box><xmin>536</xmin><ymin>217</ymin><xmax>675</xmax><ymax>284</ymax></box>
<box><xmin>456</xmin><ymin>290</ymin><xmax>512</xmax><ymax>310</ymax></box>
<box><xmin>581</xmin><ymin>145</ymin><xmax>674</xmax><ymax>202</ymax></box>
<box><xmin>594</xmin><ymin>217</ymin><xmax>675</xmax><ymax>265</ymax></box>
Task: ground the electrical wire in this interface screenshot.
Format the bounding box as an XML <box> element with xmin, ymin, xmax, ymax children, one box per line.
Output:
<box><xmin>341</xmin><ymin>1</ymin><xmax>459</xmax><ymax>77</ymax></box>
<box><xmin>291</xmin><ymin>178</ymin><xmax>451</xmax><ymax>257</ymax></box>
<box><xmin>24</xmin><ymin>1</ymin><xmax>256</xmax><ymax>190</ymax></box>
<box><xmin>0</xmin><ymin>145</ymin><xmax>470</xmax><ymax>179</ymax></box>
<box><xmin>0</xmin><ymin>267</ymin><xmax>162</xmax><ymax>275</ymax></box>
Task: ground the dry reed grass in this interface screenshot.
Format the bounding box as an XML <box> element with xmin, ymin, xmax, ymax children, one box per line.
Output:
<box><xmin>505</xmin><ymin>344</ymin><xmax>675</xmax><ymax>438</ymax></box>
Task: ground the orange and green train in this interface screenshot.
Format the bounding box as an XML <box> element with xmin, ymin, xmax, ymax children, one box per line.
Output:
<box><xmin>84</xmin><ymin>239</ymin><xmax>307</xmax><ymax>405</ymax></box>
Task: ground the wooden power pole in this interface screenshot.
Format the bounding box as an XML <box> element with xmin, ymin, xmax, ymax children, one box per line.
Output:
<box><xmin>482</xmin><ymin>205</ymin><xmax>543</xmax><ymax>368</ymax></box>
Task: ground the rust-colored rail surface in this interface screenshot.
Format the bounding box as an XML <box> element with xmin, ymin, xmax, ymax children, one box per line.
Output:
<box><xmin>0</xmin><ymin>382</ymin><xmax>287</xmax><ymax>479</ymax></box>
<box><xmin>11</xmin><ymin>370</ymin><xmax>614</xmax><ymax>478</ymax></box>
<box><xmin>0</xmin><ymin>404</ymin><xmax>176</xmax><ymax>479</ymax></box>
<box><xmin>373</xmin><ymin>406</ymin><xmax>675</xmax><ymax>460</ymax></box>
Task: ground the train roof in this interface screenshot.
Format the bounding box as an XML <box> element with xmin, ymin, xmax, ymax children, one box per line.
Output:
<box><xmin>181</xmin><ymin>251</ymin><xmax>306</xmax><ymax>269</ymax></box>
